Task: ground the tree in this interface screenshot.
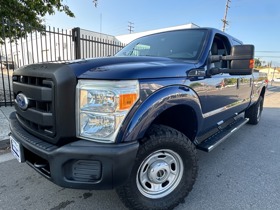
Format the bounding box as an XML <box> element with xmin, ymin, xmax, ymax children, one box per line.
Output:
<box><xmin>254</xmin><ymin>58</ymin><xmax>262</xmax><ymax>68</ymax></box>
<box><xmin>0</xmin><ymin>0</ymin><xmax>75</xmax><ymax>42</ymax></box>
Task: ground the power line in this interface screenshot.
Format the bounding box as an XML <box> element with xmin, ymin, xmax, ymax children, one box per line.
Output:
<box><xmin>255</xmin><ymin>56</ymin><xmax>280</xmax><ymax>58</ymax></box>
<box><xmin>255</xmin><ymin>51</ymin><xmax>280</xmax><ymax>53</ymax></box>
<box><xmin>128</xmin><ymin>22</ymin><xmax>134</xmax><ymax>34</ymax></box>
<box><xmin>221</xmin><ymin>0</ymin><xmax>231</xmax><ymax>32</ymax></box>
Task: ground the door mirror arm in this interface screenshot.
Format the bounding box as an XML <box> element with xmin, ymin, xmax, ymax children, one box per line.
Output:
<box><xmin>208</xmin><ymin>44</ymin><xmax>254</xmax><ymax>75</ymax></box>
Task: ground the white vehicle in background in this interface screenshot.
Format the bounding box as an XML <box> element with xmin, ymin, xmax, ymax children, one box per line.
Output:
<box><xmin>272</xmin><ymin>78</ymin><xmax>280</xmax><ymax>82</ymax></box>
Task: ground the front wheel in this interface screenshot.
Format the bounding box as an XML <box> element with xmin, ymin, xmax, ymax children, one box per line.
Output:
<box><xmin>116</xmin><ymin>125</ymin><xmax>198</xmax><ymax>210</ymax></box>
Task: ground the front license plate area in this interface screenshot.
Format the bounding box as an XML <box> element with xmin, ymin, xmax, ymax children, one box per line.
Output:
<box><xmin>10</xmin><ymin>136</ymin><xmax>24</xmax><ymax>162</ymax></box>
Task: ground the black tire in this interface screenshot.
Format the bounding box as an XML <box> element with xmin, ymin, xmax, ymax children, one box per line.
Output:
<box><xmin>245</xmin><ymin>96</ymin><xmax>264</xmax><ymax>125</ymax></box>
<box><xmin>116</xmin><ymin>124</ymin><xmax>198</xmax><ymax>210</ymax></box>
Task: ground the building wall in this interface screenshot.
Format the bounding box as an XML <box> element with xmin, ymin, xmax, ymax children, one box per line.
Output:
<box><xmin>116</xmin><ymin>23</ymin><xmax>199</xmax><ymax>44</ymax></box>
<box><xmin>1</xmin><ymin>28</ymin><xmax>121</xmax><ymax>68</ymax></box>
<box><xmin>80</xmin><ymin>29</ymin><xmax>118</xmax><ymax>41</ymax></box>
<box><xmin>1</xmin><ymin>24</ymin><xmax>200</xmax><ymax>69</ymax></box>
<box><xmin>79</xmin><ymin>29</ymin><xmax>122</xmax><ymax>58</ymax></box>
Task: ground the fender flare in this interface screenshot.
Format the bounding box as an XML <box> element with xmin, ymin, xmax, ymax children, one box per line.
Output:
<box><xmin>119</xmin><ymin>85</ymin><xmax>204</xmax><ymax>142</ymax></box>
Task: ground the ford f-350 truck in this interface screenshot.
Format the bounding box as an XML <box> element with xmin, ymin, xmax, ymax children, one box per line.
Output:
<box><xmin>9</xmin><ymin>28</ymin><xmax>267</xmax><ymax>210</ymax></box>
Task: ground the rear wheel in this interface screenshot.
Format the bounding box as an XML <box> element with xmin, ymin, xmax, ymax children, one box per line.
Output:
<box><xmin>116</xmin><ymin>125</ymin><xmax>198</xmax><ymax>210</ymax></box>
<box><xmin>245</xmin><ymin>96</ymin><xmax>264</xmax><ymax>125</ymax></box>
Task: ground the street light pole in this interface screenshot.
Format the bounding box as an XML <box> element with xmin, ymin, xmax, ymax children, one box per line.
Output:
<box><xmin>271</xmin><ymin>67</ymin><xmax>276</xmax><ymax>86</ymax></box>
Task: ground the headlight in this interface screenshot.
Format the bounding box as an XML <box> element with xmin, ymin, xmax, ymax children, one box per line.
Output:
<box><xmin>76</xmin><ymin>80</ymin><xmax>139</xmax><ymax>143</ymax></box>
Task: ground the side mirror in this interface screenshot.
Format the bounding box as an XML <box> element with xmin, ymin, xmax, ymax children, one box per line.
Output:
<box><xmin>229</xmin><ymin>45</ymin><xmax>254</xmax><ymax>75</ymax></box>
<box><xmin>209</xmin><ymin>44</ymin><xmax>254</xmax><ymax>75</ymax></box>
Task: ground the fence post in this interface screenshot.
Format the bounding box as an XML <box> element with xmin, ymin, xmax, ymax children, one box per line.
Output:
<box><xmin>72</xmin><ymin>27</ymin><xmax>81</xmax><ymax>59</ymax></box>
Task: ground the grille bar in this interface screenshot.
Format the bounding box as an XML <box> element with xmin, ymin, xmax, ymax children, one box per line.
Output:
<box><xmin>15</xmin><ymin>106</ymin><xmax>53</xmax><ymax>126</ymax></box>
<box><xmin>13</xmin><ymin>82</ymin><xmax>52</xmax><ymax>101</ymax></box>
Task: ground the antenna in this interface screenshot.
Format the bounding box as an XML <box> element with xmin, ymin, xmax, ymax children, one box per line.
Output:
<box><xmin>221</xmin><ymin>0</ymin><xmax>231</xmax><ymax>32</ymax></box>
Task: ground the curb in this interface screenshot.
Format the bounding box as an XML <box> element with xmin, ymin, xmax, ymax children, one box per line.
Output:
<box><xmin>0</xmin><ymin>139</ymin><xmax>10</xmax><ymax>150</ymax></box>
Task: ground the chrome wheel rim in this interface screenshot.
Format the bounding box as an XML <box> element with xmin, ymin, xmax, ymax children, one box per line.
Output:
<box><xmin>136</xmin><ymin>149</ymin><xmax>184</xmax><ymax>199</ymax></box>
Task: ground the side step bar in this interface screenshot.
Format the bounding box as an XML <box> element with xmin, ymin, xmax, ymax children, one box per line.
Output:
<box><xmin>197</xmin><ymin>117</ymin><xmax>249</xmax><ymax>152</ymax></box>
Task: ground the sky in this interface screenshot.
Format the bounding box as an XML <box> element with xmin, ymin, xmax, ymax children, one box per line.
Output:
<box><xmin>45</xmin><ymin>0</ymin><xmax>280</xmax><ymax>66</ymax></box>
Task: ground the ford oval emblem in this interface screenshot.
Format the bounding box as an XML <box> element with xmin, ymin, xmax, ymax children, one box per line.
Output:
<box><xmin>16</xmin><ymin>93</ymin><xmax>29</xmax><ymax>110</ymax></box>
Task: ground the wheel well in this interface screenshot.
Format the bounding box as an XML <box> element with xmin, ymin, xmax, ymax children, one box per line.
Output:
<box><xmin>151</xmin><ymin>105</ymin><xmax>198</xmax><ymax>142</ymax></box>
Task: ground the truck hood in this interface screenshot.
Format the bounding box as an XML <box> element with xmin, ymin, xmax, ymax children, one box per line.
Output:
<box><xmin>68</xmin><ymin>56</ymin><xmax>196</xmax><ymax>80</ymax></box>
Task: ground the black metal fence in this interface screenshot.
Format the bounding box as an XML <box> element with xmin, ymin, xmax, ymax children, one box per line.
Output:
<box><xmin>0</xmin><ymin>21</ymin><xmax>125</xmax><ymax>106</ymax></box>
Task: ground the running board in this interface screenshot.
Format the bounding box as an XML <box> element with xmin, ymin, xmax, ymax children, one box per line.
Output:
<box><xmin>197</xmin><ymin>117</ymin><xmax>249</xmax><ymax>152</ymax></box>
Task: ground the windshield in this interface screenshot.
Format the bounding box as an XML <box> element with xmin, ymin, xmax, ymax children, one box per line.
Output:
<box><xmin>116</xmin><ymin>29</ymin><xmax>207</xmax><ymax>60</ymax></box>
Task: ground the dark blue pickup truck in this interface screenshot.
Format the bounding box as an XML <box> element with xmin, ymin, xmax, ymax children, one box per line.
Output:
<box><xmin>9</xmin><ymin>28</ymin><xmax>267</xmax><ymax>210</ymax></box>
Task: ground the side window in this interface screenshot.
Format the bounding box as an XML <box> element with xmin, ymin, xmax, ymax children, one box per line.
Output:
<box><xmin>232</xmin><ymin>39</ymin><xmax>242</xmax><ymax>46</ymax></box>
<box><xmin>210</xmin><ymin>35</ymin><xmax>231</xmax><ymax>68</ymax></box>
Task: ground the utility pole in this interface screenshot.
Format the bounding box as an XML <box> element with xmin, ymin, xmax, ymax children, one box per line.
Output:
<box><xmin>270</xmin><ymin>63</ymin><xmax>275</xmax><ymax>85</ymax></box>
<box><xmin>221</xmin><ymin>0</ymin><xmax>231</xmax><ymax>32</ymax></box>
<box><xmin>128</xmin><ymin>22</ymin><xmax>134</xmax><ymax>34</ymax></box>
<box><xmin>99</xmin><ymin>13</ymin><xmax>102</xmax><ymax>40</ymax></box>
<box><xmin>93</xmin><ymin>0</ymin><xmax>98</xmax><ymax>7</ymax></box>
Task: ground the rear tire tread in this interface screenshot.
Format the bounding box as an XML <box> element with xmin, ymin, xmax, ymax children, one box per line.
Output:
<box><xmin>245</xmin><ymin>96</ymin><xmax>264</xmax><ymax>125</ymax></box>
